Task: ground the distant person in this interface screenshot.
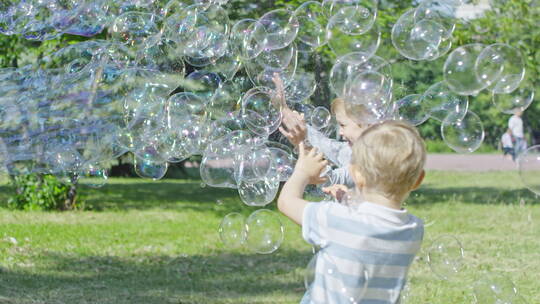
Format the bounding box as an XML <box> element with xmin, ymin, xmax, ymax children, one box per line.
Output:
<box><xmin>500</xmin><ymin>128</ymin><xmax>514</xmax><ymax>161</ymax></box>
<box><xmin>508</xmin><ymin>109</ymin><xmax>527</xmax><ymax>159</ymax></box>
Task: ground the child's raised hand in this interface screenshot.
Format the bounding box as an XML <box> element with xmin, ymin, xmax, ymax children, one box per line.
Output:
<box><xmin>294</xmin><ymin>142</ymin><xmax>328</xmax><ymax>184</ymax></box>
<box><xmin>322</xmin><ymin>184</ymin><xmax>349</xmax><ymax>202</ymax></box>
<box><xmin>271</xmin><ymin>72</ymin><xmax>286</xmax><ymax>109</ymax></box>
<box><xmin>279</xmin><ymin>110</ymin><xmax>307</xmax><ymax>147</ymax></box>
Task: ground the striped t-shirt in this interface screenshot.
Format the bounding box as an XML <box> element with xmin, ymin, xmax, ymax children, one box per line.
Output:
<box><xmin>301</xmin><ymin>201</ymin><xmax>424</xmax><ymax>304</ymax></box>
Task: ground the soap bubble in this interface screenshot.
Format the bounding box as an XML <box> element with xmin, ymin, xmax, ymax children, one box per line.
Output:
<box><xmin>183</xmin><ymin>4</ymin><xmax>230</xmax><ymax>59</ymax></box>
<box><xmin>219</xmin><ymin>212</ymin><xmax>247</xmax><ymax>248</ymax></box>
<box><xmin>311</xmin><ymin>106</ymin><xmax>331</xmax><ymax>130</ymax></box>
<box><xmin>133</xmin><ymin>155</ymin><xmax>168</xmax><ymax>180</ymax></box>
<box><xmin>230</xmin><ymin>19</ymin><xmax>266</xmax><ymax>60</ymax></box>
<box><xmin>473</xmin><ymin>273</ymin><xmax>523</xmax><ymax>304</ymax></box>
<box><xmin>330</xmin><ymin>52</ymin><xmax>371</xmax><ymax>96</ymax></box>
<box><xmin>492</xmin><ymin>84</ymin><xmax>535</xmax><ymax>115</ymax></box>
<box><xmin>255</xmin><ymin>43</ymin><xmax>297</xmax><ymax>70</ymax></box>
<box><xmin>328</xmin><ymin>21</ymin><xmax>381</xmax><ymax>58</ymax></box>
<box><xmin>441</xmin><ymin>110</ymin><xmax>484</xmax><ymax>154</ymax></box>
<box><xmin>443</xmin><ymin>43</ymin><xmax>488</xmax><ymax>96</ymax></box>
<box><xmin>245</xmin><ymin>209</ymin><xmax>284</xmax><ymax>254</ymax></box>
<box><xmin>255</xmin><ymin>9</ymin><xmax>299</xmax><ymax>50</ymax></box>
<box><xmin>268</xmin><ymin>146</ymin><xmax>295</xmax><ymax>182</ymax></box>
<box><xmin>237</xmin><ymin>173</ymin><xmax>280</xmax><ymax>207</ymax></box>
<box><xmin>396</xmin><ymin>94</ymin><xmax>429</xmax><ymax>126</ymax></box>
<box><xmin>427</xmin><ymin>235</ymin><xmax>465</xmax><ymax>280</ymax></box>
<box><xmin>79</xmin><ymin>163</ymin><xmax>109</xmax><ymax>188</ymax></box>
<box><xmin>475</xmin><ymin>43</ymin><xmax>525</xmax><ymax>94</ymax></box>
<box><xmin>328</xmin><ymin>0</ymin><xmax>377</xmax><ymax>35</ymax></box>
<box><xmin>421</xmin><ymin>81</ymin><xmax>469</xmax><ymax>123</ymax></box>
<box><xmin>392</xmin><ymin>9</ymin><xmax>441</xmax><ymax>61</ymax></box>
<box><xmin>241</xmin><ymin>87</ymin><xmax>282</xmax><ymax>137</ymax></box>
<box><xmin>109</xmin><ymin>12</ymin><xmax>160</xmax><ymax>49</ymax></box>
<box><xmin>293</xmin><ymin>1</ymin><xmax>328</xmax><ymax>48</ymax></box>
<box><xmin>284</xmin><ymin>72</ymin><xmax>317</xmax><ymax>103</ymax></box>
<box><xmin>518</xmin><ymin>145</ymin><xmax>540</xmax><ymax>196</ymax></box>
<box><xmin>184</xmin><ymin>70</ymin><xmax>222</xmax><ymax>100</ymax></box>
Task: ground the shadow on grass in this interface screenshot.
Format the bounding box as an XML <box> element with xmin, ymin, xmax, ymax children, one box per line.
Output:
<box><xmin>0</xmin><ymin>249</ymin><xmax>311</xmax><ymax>304</ymax></box>
<box><xmin>1</xmin><ymin>179</ymin><xmax>537</xmax><ymax>215</ymax></box>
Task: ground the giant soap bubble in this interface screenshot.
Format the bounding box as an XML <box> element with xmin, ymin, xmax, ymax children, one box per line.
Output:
<box><xmin>245</xmin><ymin>209</ymin><xmax>284</xmax><ymax>254</ymax></box>
<box><xmin>441</xmin><ymin>111</ymin><xmax>485</xmax><ymax>154</ymax></box>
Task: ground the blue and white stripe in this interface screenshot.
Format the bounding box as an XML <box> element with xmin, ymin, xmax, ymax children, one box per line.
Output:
<box><xmin>302</xmin><ymin>201</ymin><xmax>424</xmax><ymax>304</ymax></box>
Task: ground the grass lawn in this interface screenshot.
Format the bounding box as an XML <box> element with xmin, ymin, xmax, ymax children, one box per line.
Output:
<box><xmin>0</xmin><ymin>170</ymin><xmax>539</xmax><ymax>303</ymax></box>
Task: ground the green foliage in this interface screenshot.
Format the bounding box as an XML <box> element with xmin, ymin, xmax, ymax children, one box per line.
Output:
<box><xmin>7</xmin><ymin>174</ymin><xmax>75</xmax><ymax>211</ymax></box>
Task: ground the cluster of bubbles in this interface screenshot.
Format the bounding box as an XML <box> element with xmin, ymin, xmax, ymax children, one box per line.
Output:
<box><xmin>218</xmin><ymin>209</ymin><xmax>283</xmax><ymax>254</ymax></box>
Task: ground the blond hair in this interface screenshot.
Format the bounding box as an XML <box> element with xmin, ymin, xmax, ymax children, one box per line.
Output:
<box><xmin>331</xmin><ymin>98</ymin><xmax>375</xmax><ymax>126</ymax></box>
<box><xmin>351</xmin><ymin>120</ymin><xmax>426</xmax><ymax>200</ymax></box>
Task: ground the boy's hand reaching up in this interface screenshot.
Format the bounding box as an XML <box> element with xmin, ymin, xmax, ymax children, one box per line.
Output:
<box><xmin>280</xmin><ymin>110</ymin><xmax>307</xmax><ymax>147</ymax></box>
<box><xmin>293</xmin><ymin>142</ymin><xmax>328</xmax><ymax>185</ymax></box>
<box><xmin>272</xmin><ymin>73</ymin><xmax>308</xmax><ymax>147</ymax></box>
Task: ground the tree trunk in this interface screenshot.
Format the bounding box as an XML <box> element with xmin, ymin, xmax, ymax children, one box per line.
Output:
<box><xmin>64</xmin><ymin>174</ymin><xmax>79</xmax><ymax>210</ymax></box>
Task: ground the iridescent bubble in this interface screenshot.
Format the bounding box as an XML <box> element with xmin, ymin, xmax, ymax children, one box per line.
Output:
<box><xmin>63</xmin><ymin>1</ymin><xmax>109</xmax><ymax>37</ymax></box>
<box><xmin>427</xmin><ymin>235</ymin><xmax>464</xmax><ymax>280</ymax></box>
<box><xmin>133</xmin><ymin>155</ymin><xmax>168</xmax><ymax>180</ymax></box>
<box><xmin>329</xmin><ymin>52</ymin><xmax>371</xmax><ymax>96</ymax></box>
<box><xmin>230</xmin><ymin>18</ymin><xmax>266</xmax><ymax>60</ymax></box>
<box><xmin>245</xmin><ymin>209</ymin><xmax>284</xmax><ymax>254</ymax></box>
<box><xmin>241</xmin><ymin>87</ymin><xmax>282</xmax><ymax>137</ymax></box>
<box><xmin>293</xmin><ymin>1</ymin><xmax>328</xmax><ymax>48</ymax></box>
<box><xmin>234</xmin><ymin>146</ymin><xmax>276</xmax><ymax>183</ymax></box>
<box><xmin>218</xmin><ymin>212</ymin><xmax>247</xmax><ymax>248</ymax></box>
<box><xmin>182</xmin><ymin>4</ymin><xmax>229</xmax><ymax>59</ymax></box>
<box><xmin>443</xmin><ymin>43</ymin><xmax>487</xmax><ymax>96</ymax></box>
<box><xmin>109</xmin><ymin>12</ymin><xmax>160</xmax><ymax>49</ymax></box>
<box><xmin>79</xmin><ymin>163</ymin><xmax>109</xmax><ymax>188</ymax></box>
<box><xmin>518</xmin><ymin>145</ymin><xmax>540</xmax><ymax>196</ymax></box>
<box><xmin>207</xmin><ymin>79</ymin><xmax>246</xmax><ymax>120</ymax></box>
<box><xmin>413</xmin><ymin>0</ymin><xmax>457</xmax><ymax>39</ymax></box>
<box><xmin>392</xmin><ymin>9</ymin><xmax>442</xmax><ymax>61</ymax></box>
<box><xmin>492</xmin><ymin>84</ymin><xmax>535</xmax><ymax>115</ymax></box>
<box><xmin>329</xmin><ymin>0</ymin><xmax>377</xmax><ymax>35</ymax></box>
<box><xmin>396</xmin><ymin>94</ymin><xmax>429</xmax><ymax>126</ymax></box>
<box><xmin>237</xmin><ymin>176</ymin><xmax>280</xmax><ymax>207</ymax></box>
<box><xmin>421</xmin><ymin>81</ymin><xmax>469</xmax><ymax>123</ymax></box>
<box><xmin>473</xmin><ymin>273</ymin><xmax>522</xmax><ymax>304</ymax></box>
<box><xmin>284</xmin><ymin>72</ymin><xmax>317</xmax><ymax>103</ymax></box>
<box><xmin>475</xmin><ymin>43</ymin><xmax>526</xmax><ymax>94</ymax></box>
<box><xmin>441</xmin><ymin>110</ymin><xmax>484</xmax><ymax>154</ymax></box>
<box><xmin>256</xmin><ymin>43</ymin><xmax>297</xmax><ymax>70</ymax></box>
<box><xmin>327</xmin><ymin>20</ymin><xmax>381</xmax><ymax>58</ymax></box>
<box><xmin>255</xmin><ymin>9</ymin><xmax>299</xmax><ymax>50</ymax></box>
<box><xmin>310</xmin><ymin>106</ymin><xmax>331</xmax><ymax>130</ymax></box>
<box><xmin>184</xmin><ymin>70</ymin><xmax>222</xmax><ymax>99</ymax></box>
<box><xmin>268</xmin><ymin>146</ymin><xmax>295</xmax><ymax>182</ymax></box>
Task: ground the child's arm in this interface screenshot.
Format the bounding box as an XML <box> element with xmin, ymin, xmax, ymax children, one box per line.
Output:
<box><xmin>278</xmin><ymin>143</ymin><xmax>328</xmax><ymax>225</ymax></box>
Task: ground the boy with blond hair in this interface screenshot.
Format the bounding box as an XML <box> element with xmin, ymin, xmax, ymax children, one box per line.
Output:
<box><xmin>278</xmin><ymin>120</ymin><xmax>426</xmax><ymax>303</ymax></box>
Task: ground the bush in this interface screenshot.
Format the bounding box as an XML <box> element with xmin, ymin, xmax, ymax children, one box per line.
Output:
<box><xmin>7</xmin><ymin>174</ymin><xmax>78</xmax><ymax>211</ymax></box>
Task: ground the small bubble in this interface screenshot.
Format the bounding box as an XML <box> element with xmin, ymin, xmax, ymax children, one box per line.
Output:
<box><xmin>200</xmin><ymin>182</ymin><xmax>206</xmax><ymax>188</ymax></box>
<box><xmin>216</xmin><ymin>199</ymin><xmax>223</xmax><ymax>205</ymax></box>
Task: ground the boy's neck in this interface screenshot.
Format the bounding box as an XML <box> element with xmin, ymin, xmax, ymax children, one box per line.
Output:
<box><xmin>361</xmin><ymin>190</ymin><xmax>404</xmax><ymax>210</ymax></box>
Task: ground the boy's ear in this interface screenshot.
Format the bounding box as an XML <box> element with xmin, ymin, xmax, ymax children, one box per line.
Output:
<box><xmin>411</xmin><ymin>170</ymin><xmax>425</xmax><ymax>191</ymax></box>
<box><xmin>349</xmin><ymin>165</ymin><xmax>365</xmax><ymax>189</ymax></box>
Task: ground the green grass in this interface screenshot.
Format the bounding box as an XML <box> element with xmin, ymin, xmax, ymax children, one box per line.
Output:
<box><xmin>0</xmin><ymin>171</ymin><xmax>539</xmax><ymax>303</ymax></box>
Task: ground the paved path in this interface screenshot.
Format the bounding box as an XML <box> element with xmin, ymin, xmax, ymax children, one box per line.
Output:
<box><xmin>425</xmin><ymin>154</ymin><xmax>518</xmax><ymax>171</ymax></box>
